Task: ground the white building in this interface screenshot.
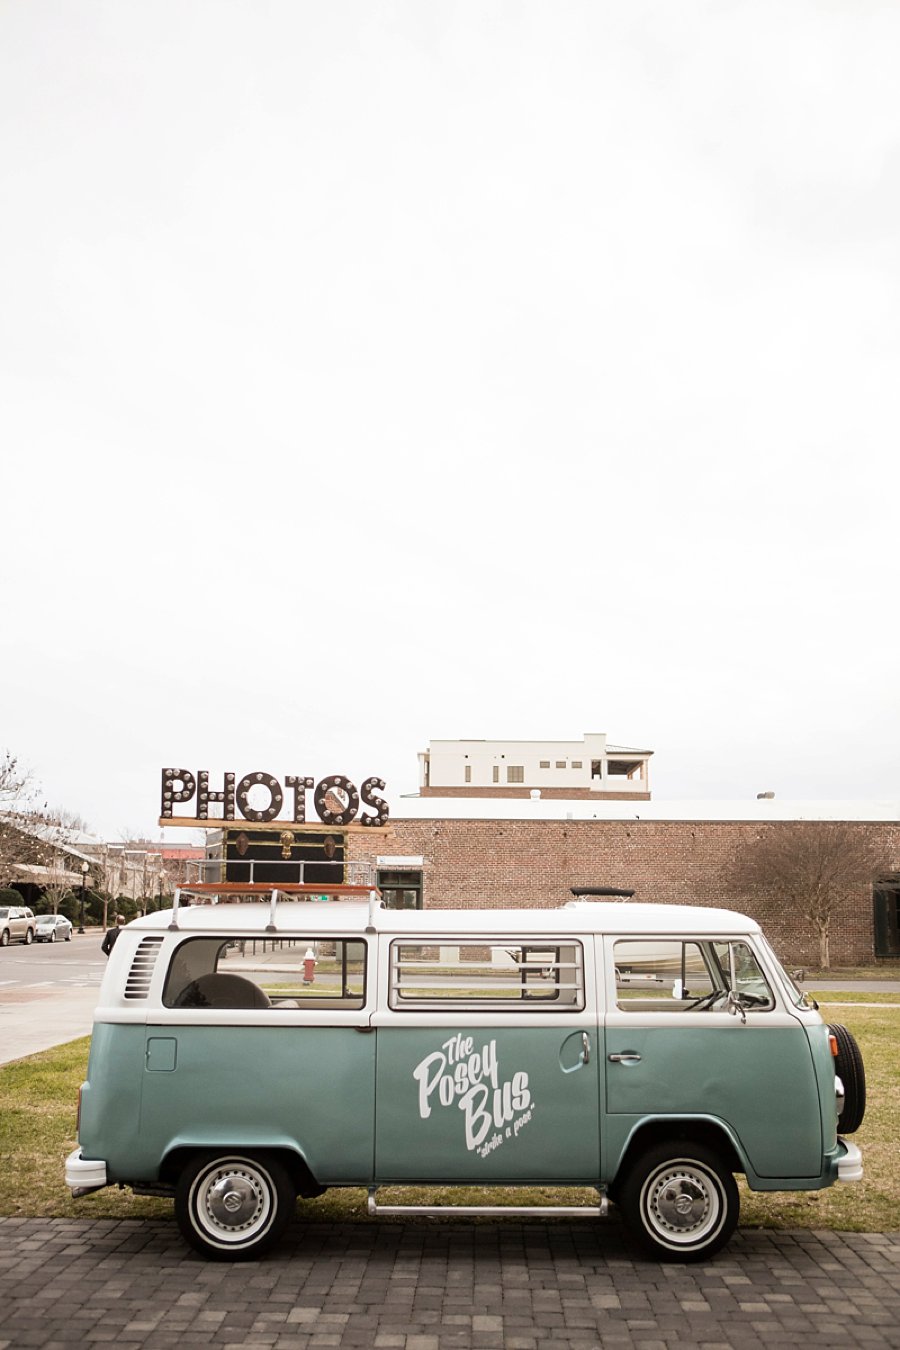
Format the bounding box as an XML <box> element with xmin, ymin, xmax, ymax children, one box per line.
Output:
<box><xmin>418</xmin><ymin>733</ymin><xmax>652</xmax><ymax>800</ymax></box>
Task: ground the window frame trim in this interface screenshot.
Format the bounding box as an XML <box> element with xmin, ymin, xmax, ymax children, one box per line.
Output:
<box><xmin>386</xmin><ymin>936</ymin><xmax>587</xmax><ymax>1013</ymax></box>
<box><xmin>160</xmin><ymin>933</ymin><xmax>370</xmax><ymax>1012</ymax></box>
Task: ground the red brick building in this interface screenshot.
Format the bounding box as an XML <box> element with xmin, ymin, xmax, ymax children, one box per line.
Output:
<box><xmin>348</xmin><ymin>800</ymin><xmax>900</xmax><ymax>968</ymax></box>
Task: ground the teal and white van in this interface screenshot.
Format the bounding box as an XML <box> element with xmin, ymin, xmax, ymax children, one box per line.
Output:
<box><xmin>67</xmin><ymin>895</ymin><xmax>865</xmax><ymax>1262</ymax></box>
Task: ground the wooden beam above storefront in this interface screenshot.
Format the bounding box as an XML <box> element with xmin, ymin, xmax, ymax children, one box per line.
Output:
<box><xmin>158</xmin><ymin>816</ymin><xmax>392</xmax><ymax>835</ymax></box>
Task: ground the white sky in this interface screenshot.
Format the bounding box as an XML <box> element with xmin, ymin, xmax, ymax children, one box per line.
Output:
<box><xmin>2</xmin><ymin>1</ymin><xmax>898</xmax><ymax>839</ymax></box>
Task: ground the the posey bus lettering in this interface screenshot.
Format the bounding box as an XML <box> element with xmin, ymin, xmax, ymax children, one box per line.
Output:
<box><xmin>413</xmin><ymin>1034</ymin><xmax>532</xmax><ymax>1153</ymax></box>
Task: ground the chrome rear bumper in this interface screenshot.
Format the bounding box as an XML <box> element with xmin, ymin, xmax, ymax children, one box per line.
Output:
<box><xmin>65</xmin><ymin>1147</ymin><xmax>108</xmax><ymax>1197</ymax></box>
<box><xmin>837</xmin><ymin>1138</ymin><xmax>863</xmax><ymax>1183</ymax></box>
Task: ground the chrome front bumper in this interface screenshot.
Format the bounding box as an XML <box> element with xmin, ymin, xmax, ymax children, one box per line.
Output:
<box><xmin>837</xmin><ymin>1138</ymin><xmax>863</xmax><ymax>1183</ymax></box>
<box><xmin>65</xmin><ymin>1147</ymin><xmax>108</xmax><ymax>1197</ymax></box>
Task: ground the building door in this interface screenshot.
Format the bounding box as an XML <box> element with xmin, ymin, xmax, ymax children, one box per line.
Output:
<box><xmin>378</xmin><ymin>869</ymin><xmax>423</xmax><ymax>910</ymax></box>
<box><xmin>874</xmin><ymin>882</ymin><xmax>900</xmax><ymax>958</ymax></box>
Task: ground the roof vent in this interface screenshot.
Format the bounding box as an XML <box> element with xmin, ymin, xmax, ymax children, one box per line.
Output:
<box><xmin>757</xmin><ymin>791</ymin><xmax>776</xmax><ymax>800</ymax></box>
<box><xmin>124</xmin><ymin>935</ymin><xmax>165</xmax><ymax>999</ymax></box>
<box><xmin>567</xmin><ymin>886</ymin><xmax>635</xmax><ymax>905</ymax></box>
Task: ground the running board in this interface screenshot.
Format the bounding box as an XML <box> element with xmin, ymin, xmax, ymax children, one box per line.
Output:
<box><xmin>366</xmin><ymin>1187</ymin><xmax>608</xmax><ymax>1219</ymax></box>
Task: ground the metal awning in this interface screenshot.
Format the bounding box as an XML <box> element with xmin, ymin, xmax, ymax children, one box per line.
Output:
<box><xmin>10</xmin><ymin>862</ymin><xmax>86</xmax><ymax>886</ymax></box>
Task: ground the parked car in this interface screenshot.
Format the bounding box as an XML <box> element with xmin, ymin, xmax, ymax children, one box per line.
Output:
<box><xmin>34</xmin><ymin>914</ymin><xmax>74</xmax><ymax>943</ymax></box>
<box><xmin>0</xmin><ymin>906</ymin><xmax>36</xmax><ymax>946</ymax></box>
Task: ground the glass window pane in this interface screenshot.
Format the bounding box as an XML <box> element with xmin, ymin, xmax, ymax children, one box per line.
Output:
<box><xmin>390</xmin><ymin>942</ymin><xmax>584</xmax><ymax>1010</ymax></box>
<box><xmin>163</xmin><ymin>936</ymin><xmax>367</xmax><ymax>1010</ymax></box>
<box><xmin>613</xmin><ymin>940</ymin><xmax>715</xmax><ymax>1010</ymax></box>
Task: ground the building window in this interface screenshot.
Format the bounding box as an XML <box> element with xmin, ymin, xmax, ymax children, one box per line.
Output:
<box><xmin>378</xmin><ymin>870</ymin><xmax>424</xmax><ymax>910</ymax></box>
<box><xmin>539</xmin><ymin>760</ymin><xmax>550</xmax><ymax>769</ymax></box>
<box><xmin>572</xmin><ymin>761</ymin><xmax>582</xmax><ymax>769</ymax></box>
<box><xmin>464</xmin><ymin>766</ymin><xmax>471</xmax><ymax>783</ymax></box>
<box><xmin>492</xmin><ymin>766</ymin><xmax>499</xmax><ymax>783</ymax></box>
<box><xmin>507</xmin><ymin>766</ymin><xmax>525</xmax><ymax>783</ymax></box>
<box><xmin>556</xmin><ymin>760</ymin><xmax>566</xmax><ymax>769</ymax></box>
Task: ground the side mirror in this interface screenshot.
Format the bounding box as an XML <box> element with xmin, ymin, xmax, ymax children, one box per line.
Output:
<box><xmin>725</xmin><ymin>991</ymin><xmax>747</xmax><ymax>1024</ymax></box>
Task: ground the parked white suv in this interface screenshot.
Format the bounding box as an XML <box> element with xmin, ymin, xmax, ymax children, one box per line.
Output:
<box><xmin>0</xmin><ymin>906</ymin><xmax>36</xmax><ymax>946</ymax></box>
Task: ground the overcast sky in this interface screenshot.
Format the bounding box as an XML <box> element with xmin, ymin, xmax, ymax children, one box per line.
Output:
<box><xmin>2</xmin><ymin>1</ymin><xmax>898</xmax><ymax>840</ymax></box>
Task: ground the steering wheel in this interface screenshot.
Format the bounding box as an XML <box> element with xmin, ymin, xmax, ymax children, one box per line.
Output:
<box><xmin>687</xmin><ymin>990</ymin><xmax>727</xmax><ymax>1011</ymax></box>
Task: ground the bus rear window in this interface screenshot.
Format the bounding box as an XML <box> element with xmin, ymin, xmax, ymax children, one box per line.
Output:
<box><xmin>163</xmin><ymin>936</ymin><xmax>366</xmax><ymax>1010</ymax></box>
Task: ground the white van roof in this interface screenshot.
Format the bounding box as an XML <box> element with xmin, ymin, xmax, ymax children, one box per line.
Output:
<box><xmin>129</xmin><ymin>901</ymin><xmax>760</xmax><ymax>939</ymax></box>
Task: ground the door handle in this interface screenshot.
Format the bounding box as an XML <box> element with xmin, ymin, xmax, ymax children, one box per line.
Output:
<box><xmin>581</xmin><ymin>1032</ymin><xmax>590</xmax><ymax>1064</ymax></box>
<box><xmin>607</xmin><ymin>1052</ymin><xmax>642</xmax><ymax>1063</ymax></box>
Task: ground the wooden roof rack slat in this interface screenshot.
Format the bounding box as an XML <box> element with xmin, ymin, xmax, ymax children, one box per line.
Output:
<box><xmin>168</xmin><ymin>883</ymin><xmax>383</xmax><ymax>932</ymax></box>
<box><xmin>179</xmin><ymin>882</ymin><xmax>376</xmax><ymax>896</ymax></box>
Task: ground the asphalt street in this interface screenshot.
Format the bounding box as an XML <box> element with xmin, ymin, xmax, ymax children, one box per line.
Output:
<box><xmin>0</xmin><ymin>927</ymin><xmax>107</xmax><ymax>989</ymax></box>
<box><xmin>0</xmin><ymin>930</ymin><xmax>106</xmax><ymax>1064</ymax></box>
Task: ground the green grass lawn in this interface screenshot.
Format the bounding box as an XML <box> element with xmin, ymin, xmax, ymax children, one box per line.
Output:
<box><xmin>1</xmin><ymin>996</ymin><xmax>896</xmax><ymax>1230</ymax></box>
<box><xmin>804</xmin><ymin>966</ymin><xmax>900</xmax><ymax>981</ymax></box>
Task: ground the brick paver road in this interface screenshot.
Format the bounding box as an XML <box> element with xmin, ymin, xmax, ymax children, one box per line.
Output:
<box><xmin>1</xmin><ymin>1216</ymin><xmax>898</xmax><ymax>1349</ymax></box>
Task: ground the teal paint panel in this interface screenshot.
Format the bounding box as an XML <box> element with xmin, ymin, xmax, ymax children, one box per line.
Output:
<box><xmin>79</xmin><ymin>1024</ymin><xmax>148</xmax><ymax>1181</ymax></box>
<box><xmin>139</xmin><ymin>1025</ymin><xmax>375</xmax><ymax>1183</ymax></box>
<box><xmin>806</xmin><ymin>1021</ymin><xmax>840</xmax><ymax>1152</ymax></box>
<box><xmin>604</xmin><ymin>1023</ymin><xmax>821</xmax><ymax>1178</ymax></box>
<box><xmin>374</xmin><ymin>1025</ymin><xmax>600</xmax><ymax>1182</ymax></box>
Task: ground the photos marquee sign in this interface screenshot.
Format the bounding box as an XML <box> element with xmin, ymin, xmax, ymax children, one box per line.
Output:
<box><xmin>160</xmin><ymin>768</ymin><xmax>389</xmax><ymax>827</ymax></box>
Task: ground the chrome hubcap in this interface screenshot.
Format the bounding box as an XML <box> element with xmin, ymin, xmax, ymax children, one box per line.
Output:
<box><xmin>195</xmin><ymin>1163</ymin><xmax>272</xmax><ymax>1242</ymax></box>
<box><xmin>643</xmin><ymin>1162</ymin><xmax>721</xmax><ymax>1244</ymax></box>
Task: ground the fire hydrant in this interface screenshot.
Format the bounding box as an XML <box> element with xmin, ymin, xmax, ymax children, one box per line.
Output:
<box><xmin>303</xmin><ymin>947</ymin><xmax>316</xmax><ymax>985</ymax></box>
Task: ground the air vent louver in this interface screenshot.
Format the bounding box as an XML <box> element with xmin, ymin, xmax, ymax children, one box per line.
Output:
<box><xmin>124</xmin><ymin>935</ymin><xmax>164</xmax><ymax>999</ymax></box>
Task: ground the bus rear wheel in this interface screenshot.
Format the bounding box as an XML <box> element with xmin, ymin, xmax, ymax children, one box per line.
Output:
<box><xmin>175</xmin><ymin>1151</ymin><xmax>295</xmax><ymax>1260</ymax></box>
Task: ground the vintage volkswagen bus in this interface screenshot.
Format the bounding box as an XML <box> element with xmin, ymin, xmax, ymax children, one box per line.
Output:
<box><xmin>66</xmin><ymin>895</ymin><xmax>864</xmax><ymax>1262</ymax></box>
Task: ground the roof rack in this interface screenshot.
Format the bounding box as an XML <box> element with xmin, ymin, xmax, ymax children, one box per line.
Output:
<box><xmin>186</xmin><ymin>858</ymin><xmax>376</xmax><ymax>888</ymax></box>
<box><xmin>168</xmin><ymin>885</ymin><xmax>382</xmax><ymax>934</ymax></box>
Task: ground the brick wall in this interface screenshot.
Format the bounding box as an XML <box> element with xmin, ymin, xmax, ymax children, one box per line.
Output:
<box><xmin>350</xmin><ymin>817</ymin><xmax>900</xmax><ymax>967</ymax></box>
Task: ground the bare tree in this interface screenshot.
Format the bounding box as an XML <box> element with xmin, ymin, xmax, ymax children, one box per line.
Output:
<box><xmin>46</xmin><ymin>807</ymin><xmax>93</xmax><ymax>836</ymax></box>
<box><xmin>0</xmin><ymin>751</ymin><xmax>38</xmax><ymax>884</ymax></box>
<box><xmin>731</xmin><ymin>822</ymin><xmax>890</xmax><ymax>969</ymax></box>
<box><xmin>39</xmin><ymin>852</ymin><xmax>74</xmax><ymax>915</ymax></box>
<box><xmin>97</xmin><ymin>846</ymin><xmax>125</xmax><ymax>930</ymax></box>
<box><xmin>129</xmin><ymin>849</ymin><xmax>156</xmax><ymax>914</ymax></box>
<box><xmin>0</xmin><ymin>752</ymin><xmax>72</xmax><ymax>890</ymax></box>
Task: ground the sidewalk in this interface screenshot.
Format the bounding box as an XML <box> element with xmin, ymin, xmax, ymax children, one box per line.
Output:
<box><xmin>0</xmin><ymin>986</ymin><xmax>98</xmax><ymax>1066</ymax></box>
<box><xmin>0</xmin><ymin>1216</ymin><xmax>898</xmax><ymax>1349</ymax></box>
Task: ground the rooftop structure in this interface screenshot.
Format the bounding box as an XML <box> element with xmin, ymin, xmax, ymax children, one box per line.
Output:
<box><xmin>418</xmin><ymin>733</ymin><xmax>652</xmax><ymax>800</ymax></box>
